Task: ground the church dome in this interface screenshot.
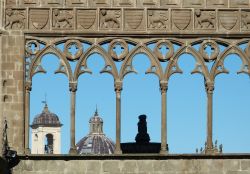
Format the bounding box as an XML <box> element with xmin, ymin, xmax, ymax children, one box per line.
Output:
<box><xmin>31</xmin><ymin>104</ymin><xmax>62</xmax><ymax>128</ymax></box>
<box><xmin>76</xmin><ymin>109</ymin><xmax>115</xmax><ymax>155</ymax></box>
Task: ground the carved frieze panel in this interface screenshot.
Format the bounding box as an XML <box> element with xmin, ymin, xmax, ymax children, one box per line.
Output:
<box><xmin>218</xmin><ymin>10</ymin><xmax>239</xmax><ymax>31</ymax></box>
<box><xmin>147</xmin><ymin>9</ymin><xmax>169</xmax><ymax>30</ymax></box>
<box><xmin>29</xmin><ymin>8</ymin><xmax>50</xmax><ymax>30</ymax></box>
<box><xmin>6</xmin><ymin>0</ymin><xmax>17</xmax><ymax>7</ymax></box>
<box><xmin>66</xmin><ymin>0</ymin><xmax>86</xmax><ymax>6</ymax></box>
<box><xmin>52</xmin><ymin>9</ymin><xmax>74</xmax><ymax>29</ymax></box>
<box><xmin>5</xmin><ymin>8</ymin><xmax>27</xmax><ymax>30</ymax></box>
<box><xmin>207</xmin><ymin>0</ymin><xmax>228</xmax><ymax>8</ymax></box>
<box><xmin>230</xmin><ymin>0</ymin><xmax>249</xmax><ymax>7</ymax></box>
<box><xmin>21</xmin><ymin>0</ymin><xmax>39</xmax><ymax>6</ymax></box>
<box><xmin>113</xmin><ymin>0</ymin><xmax>135</xmax><ymax>7</ymax></box>
<box><xmin>88</xmin><ymin>0</ymin><xmax>111</xmax><ymax>7</ymax></box>
<box><xmin>183</xmin><ymin>0</ymin><xmax>205</xmax><ymax>8</ymax></box>
<box><xmin>241</xmin><ymin>10</ymin><xmax>250</xmax><ymax>31</ymax></box>
<box><xmin>77</xmin><ymin>9</ymin><xmax>97</xmax><ymax>30</ymax></box>
<box><xmin>172</xmin><ymin>9</ymin><xmax>193</xmax><ymax>31</ymax></box>
<box><xmin>137</xmin><ymin>0</ymin><xmax>158</xmax><ymax>7</ymax></box>
<box><xmin>194</xmin><ymin>9</ymin><xmax>216</xmax><ymax>30</ymax></box>
<box><xmin>100</xmin><ymin>9</ymin><xmax>122</xmax><ymax>30</ymax></box>
<box><xmin>124</xmin><ymin>9</ymin><xmax>145</xmax><ymax>30</ymax></box>
<box><xmin>160</xmin><ymin>0</ymin><xmax>181</xmax><ymax>7</ymax></box>
<box><xmin>41</xmin><ymin>0</ymin><xmax>63</xmax><ymax>6</ymax></box>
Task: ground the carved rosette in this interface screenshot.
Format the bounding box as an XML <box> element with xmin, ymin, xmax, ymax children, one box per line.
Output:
<box><xmin>64</xmin><ymin>40</ymin><xmax>83</xmax><ymax>61</ymax></box>
<box><xmin>26</xmin><ymin>40</ymin><xmax>40</xmax><ymax>55</ymax></box>
<box><xmin>153</xmin><ymin>40</ymin><xmax>174</xmax><ymax>62</ymax></box>
<box><xmin>77</xmin><ymin>9</ymin><xmax>97</xmax><ymax>29</ymax></box>
<box><xmin>29</xmin><ymin>8</ymin><xmax>49</xmax><ymax>30</ymax></box>
<box><xmin>199</xmin><ymin>40</ymin><xmax>219</xmax><ymax>62</ymax></box>
<box><xmin>147</xmin><ymin>9</ymin><xmax>168</xmax><ymax>30</ymax></box>
<box><xmin>108</xmin><ymin>39</ymin><xmax>128</xmax><ymax>61</ymax></box>
<box><xmin>5</xmin><ymin>8</ymin><xmax>26</xmax><ymax>29</ymax></box>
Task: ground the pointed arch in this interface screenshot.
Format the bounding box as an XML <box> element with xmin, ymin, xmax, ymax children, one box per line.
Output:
<box><xmin>28</xmin><ymin>45</ymin><xmax>73</xmax><ymax>82</ymax></box>
<box><xmin>74</xmin><ymin>44</ymin><xmax>119</xmax><ymax>81</ymax></box>
<box><xmin>120</xmin><ymin>44</ymin><xmax>163</xmax><ymax>80</ymax></box>
<box><xmin>211</xmin><ymin>45</ymin><xmax>250</xmax><ymax>80</ymax></box>
<box><xmin>165</xmin><ymin>45</ymin><xmax>210</xmax><ymax>81</ymax></box>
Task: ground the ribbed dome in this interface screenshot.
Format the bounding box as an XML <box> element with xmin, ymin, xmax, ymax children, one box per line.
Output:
<box><xmin>31</xmin><ymin>104</ymin><xmax>62</xmax><ymax>128</ymax></box>
<box><xmin>76</xmin><ymin>109</ymin><xmax>115</xmax><ymax>155</ymax></box>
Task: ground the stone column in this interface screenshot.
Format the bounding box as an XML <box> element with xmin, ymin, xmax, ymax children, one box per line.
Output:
<box><xmin>114</xmin><ymin>80</ymin><xmax>122</xmax><ymax>154</ymax></box>
<box><xmin>160</xmin><ymin>80</ymin><xmax>168</xmax><ymax>155</ymax></box>
<box><xmin>69</xmin><ymin>82</ymin><xmax>77</xmax><ymax>154</ymax></box>
<box><xmin>24</xmin><ymin>81</ymin><xmax>31</xmax><ymax>154</ymax></box>
<box><xmin>205</xmin><ymin>81</ymin><xmax>214</xmax><ymax>154</ymax></box>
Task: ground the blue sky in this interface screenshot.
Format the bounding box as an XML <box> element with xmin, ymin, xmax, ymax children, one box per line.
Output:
<box><xmin>30</xmin><ymin>44</ymin><xmax>250</xmax><ymax>154</ymax></box>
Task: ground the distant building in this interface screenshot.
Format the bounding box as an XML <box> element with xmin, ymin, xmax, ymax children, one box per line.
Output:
<box><xmin>30</xmin><ymin>103</ymin><xmax>62</xmax><ymax>154</ymax></box>
<box><xmin>76</xmin><ymin>109</ymin><xmax>115</xmax><ymax>155</ymax></box>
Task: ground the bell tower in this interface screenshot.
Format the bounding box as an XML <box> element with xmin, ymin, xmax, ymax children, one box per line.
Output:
<box><xmin>30</xmin><ymin>103</ymin><xmax>63</xmax><ymax>154</ymax></box>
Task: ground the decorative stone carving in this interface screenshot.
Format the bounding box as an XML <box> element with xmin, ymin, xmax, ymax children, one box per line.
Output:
<box><xmin>77</xmin><ymin>9</ymin><xmax>96</xmax><ymax>29</ymax></box>
<box><xmin>199</xmin><ymin>40</ymin><xmax>219</xmax><ymax>62</ymax></box>
<box><xmin>6</xmin><ymin>0</ymin><xmax>16</xmax><ymax>6</ymax></box>
<box><xmin>66</xmin><ymin>0</ymin><xmax>86</xmax><ymax>6</ymax></box>
<box><xmin>154</xmin><ymin>40</ymin><xmax>174</xmax><ymax>62</ymax></box>
<box><xmin>113</xmin><ymin>0</ymin><xmax>134</xmax><ymax>6</ymax></box>
<box><xmin>22</xmin><ymin>0</ymin><xmax>39</xmax><ymax>5</ymax></box>
<box><xmin>5</xmin><ymin>8</ymin><xmax>26</xmax><ymax>29</ymax></box>
<box><xmin>100</xmin><ymin>9</ymin><xmax>121</xmax><ymax>29</ymax></box>
<box><xmin>241</xmin><ymin>11</ymin><xmax>250</xmax><ymax>30</ymax></box>
<box><xmin>148</xmin><ymin>10</ymin><xmax>168</xmax><ymax>29</ymax></box>
<box><xmin>29</xmin><ymin>9</ymin><xmax>49</xmax><ymax>30</ymax></box>
<box><xmin>230</xmin><ymin>0</ymin><xmax>249</xmax><ymax>7</ymax></box>
<box><xmin>160</xmin><ymin>0</ymin><xmax>180</xmax><ymax>7</ymax></box>
<box><xmin>195</xmin><ymin>9</ymin><xmax>216</xmax><ymax>29</ymax></box>
<box><xmin>183</xmin><ymin>0</ymin><xmax>204</xmax><ymax>7</ymax></box>
<box><xmin>64</xmin><ymin>40</ymin><xmax>83</xmax><ymax>61</ymax></box>
<box><xmin>25</xmin><ymin>40</ymin><xmax>40</xmax><ymax>55</ymax></box>
<box><xmin>139</xmin><ymin>0</ymin><xmax>157</xmax><ymax>6</ymax></box>
<box><xmin>172</xmin><ymin>9</ymin><xmax>192</xmax><ymax>30</ymax></box>
<box><xmin>89</xmin><ymin>0</ymin><xmax>110</xmax><ymax>7</ymax></box>
<box><xmin>207</xmin><ymin>0</ymin><xmax>228</xmax><ymax>7</ymax></box>
<box><xmin>124</xmin><ymin>9</ymin><xmax>144</xmax><ymax>30</ymax></box>
<box><xmin>42</xmin><ymin>0</ymin><xmax>62</xmax><ymax>6</ymax></box>
<box><xmin>108</xmin><ymin>39</ymin><xmax>128</xmax><ymax>61</ymax></box>
<box><xmin>52</xmin><ymin>9</ymin><xmax>74</xmax><ymax>29</ymax></box>
<box><xmin>219</xmin><ymin>10</ymin><xmax>239</xmax><ymax>31</ymax></box>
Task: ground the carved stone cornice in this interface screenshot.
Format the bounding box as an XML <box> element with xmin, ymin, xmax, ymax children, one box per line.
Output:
<box><xmin>4</xmin><ymin>5</ymin><xmax>250</xmax><ymax>36</ymax></box>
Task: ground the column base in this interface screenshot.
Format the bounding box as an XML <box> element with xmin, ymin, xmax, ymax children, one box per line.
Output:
<box><xmin>199</xmin><ymin>141</ymin><xmax>223</xmax><ymax>155</ymax></box>
<box><xmin>24</xmin><ymin>148</ymin><xmax>31</xmax><ymax>154</ymax></box>
<box><xmin>69</xmin><ymin>147</ymin><xmax>77</xmax><ymax>154</ymax></box>
<box><xmin>160</xmin><ymin>149</ymin><xmax>168</xmax><ymax>155</ymax></box>
<box><xmin>114</xmin><ymin>146</ymin><xmax>122</xmax><ymax>155</ymax></box>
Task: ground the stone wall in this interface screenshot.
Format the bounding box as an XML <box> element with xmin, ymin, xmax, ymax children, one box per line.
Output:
<box><xmin>1</xmin><ymin>31</ymin><xmax>25</xmax><ymax>154</ymax></box>
<box><xmin>12</xmin><ymin>158</ymin><xmax>250</xmax><ymax>174</ymax></box>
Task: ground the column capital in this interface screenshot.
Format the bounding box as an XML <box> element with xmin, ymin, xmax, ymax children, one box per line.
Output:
<box><xmin>160</xmin><ymin>80</ymin><xmax>168</xmax><ymax>94</ymax></box>
<box><xmin>205</xmin><ymin>81</ymin><xmax>214</xmax><ymax>94</ymax></box>
<box><xmin>115</xmin><ymin>80</ymin><xmax>123</xmax><ymax>93</ymax></box>
<box><xmin>69</xmin><ymin>82</ymin><xmax>77</xmax><ymax>92</ymax></box>
<box><xmin>25</xmin><ymin>81</ymin><xmax>32</xmax><ymax>91</ymax></box>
